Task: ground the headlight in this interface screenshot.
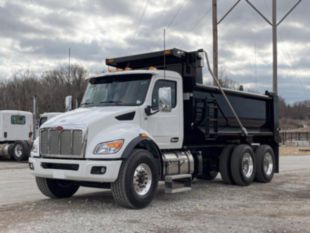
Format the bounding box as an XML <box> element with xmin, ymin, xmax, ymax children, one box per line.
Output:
<box><xmin>32</xmin><ymin>143</ymin><xmax>38</xmax><ymax>153</ymax></box>
<box><xmin>94</xmin><ymin>139</ymin><xmax>124</xmax><ymax>154</ymax></box>
<box><xmin>31</xmin><ymin>137</ymin><xmax>40</xmax><ymax>156</ymax></box>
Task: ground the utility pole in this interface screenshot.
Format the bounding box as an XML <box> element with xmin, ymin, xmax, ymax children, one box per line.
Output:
<box><xmin>212</xmin><ymin>0</ymin><xmax>241</xmax><ymax>85</ymax></box>
<box><xmin>68</xmin><ymin>48</ymin><xmax>71</xmax><ymax>80</ymax></box>
<box><xmin>272</xmin><ymin>0</ymin><xmax>277</xmax><ymax>94</ymax></box>
<box><xmin>32</xmin><ymin>96</ymin><xmax>37</xmax><ymax>140</ymax></box>
<box><xmin>246</xmin><ymin>0</ymin><xmax>302</xmax><ymax>95</ymax></box>
<box><xmin>212</xmin><ymin>0</ymin><xmax>218</xmax><ymax>83</ymax></box>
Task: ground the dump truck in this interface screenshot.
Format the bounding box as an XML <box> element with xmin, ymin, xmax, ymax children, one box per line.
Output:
<box><xmin>29</xmin><ymin>48</ymin><xmax>280</xmax><ymax>208</ymax></box>
<box><xmin>0</xmin><ymin>110</ymin><xmax>33</xmax><ymax>161</ymax></box>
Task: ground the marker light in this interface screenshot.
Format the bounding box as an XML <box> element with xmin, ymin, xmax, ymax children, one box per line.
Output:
<box><xmin>94</xmin><ymin>139</ymin><xmax>124</xmax><ymax>154</ymax></box>
<box><xmin>106</xmin><ymin>59</ymin><xmax>114</xmax><ymax>64</ymax></box>
<box><xmin>164</xmin><ymin>49</ymin><xmax>172</xmax><ymax>55</ymax></box>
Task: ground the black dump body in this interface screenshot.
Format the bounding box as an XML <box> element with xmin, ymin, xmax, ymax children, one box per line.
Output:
<box><xmin>106</xmin><ymin>48</ymin><xmax>280</xmax><ymax>171</ymax></box>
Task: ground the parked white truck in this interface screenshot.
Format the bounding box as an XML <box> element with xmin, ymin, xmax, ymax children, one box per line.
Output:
<box><xmin>29</xmin><ymin>49</ymin><xmax>280</xmax><ymax>208</ymax></box>
<box><xmin>0</xmin><ymin>110</ymin><xmax>33</xmax><ymax>161</ymax></box>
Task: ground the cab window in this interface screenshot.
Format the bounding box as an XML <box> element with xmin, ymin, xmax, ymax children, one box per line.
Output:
<box><xmin>11</xmin><ymin>115</ymin><xmax>26</xmax><ymax>125</ymax></box>
<box><xmin>152</xmin><ymin>80</ymin><xmax>177</xmax><ymax>109</ymax></box>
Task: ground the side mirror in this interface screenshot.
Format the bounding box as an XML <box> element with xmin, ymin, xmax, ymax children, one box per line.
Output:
<box><xmin>158</xmin><ymin>87</ymin><xmax>172</xmax><ymax>112</ymax></box>
<box><xmin>65</xmin><ymin>96</ymin><xmax>73</xmax><ymax>111</ymax></box>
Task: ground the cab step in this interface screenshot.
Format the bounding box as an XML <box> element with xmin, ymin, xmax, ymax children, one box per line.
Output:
<box><xmin>165</xmin><ymin>174</ymin><xmax>192</xmax><ymax>194</ymax></box>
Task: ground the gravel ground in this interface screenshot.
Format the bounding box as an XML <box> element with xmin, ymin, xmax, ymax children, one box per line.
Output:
<box><xmin>0</xmin><ymin>157</ymin><xmax>310</xmax><ymax>233</ymax></box>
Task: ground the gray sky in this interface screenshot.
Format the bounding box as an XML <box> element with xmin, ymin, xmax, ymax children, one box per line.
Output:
<box><xmin>0</xmin><ymin>0</ymin><xmax>309</xmax><ymax>103</ymax></box>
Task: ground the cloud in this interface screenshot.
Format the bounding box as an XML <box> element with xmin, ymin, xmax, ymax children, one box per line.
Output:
<box><xmin>0</xmin><ymin>0</ymin><xmax>308</xmax><ymax>103</ymax></box>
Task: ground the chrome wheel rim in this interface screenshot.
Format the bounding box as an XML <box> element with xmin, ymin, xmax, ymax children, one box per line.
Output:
<box><xmin>14</xmin><ymin>144</ymin><xmax>23</xmax><ymax>158</ymax></box>
<box><xmin>263</xmin><ymin>152</ymin><xmax>273</xmax><ymax>176</ymax></box>
<box><xmin>133</xmin><ymin>163</ymin><xmax>152</xmax><ymax>196</ymax></box>
<box><xmin>242</xmin><ymin>152</ymin><xmax>254</xmax><ymax>178</ymax></box>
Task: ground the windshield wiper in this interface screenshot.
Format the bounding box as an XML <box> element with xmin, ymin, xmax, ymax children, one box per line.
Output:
<box><xmin>81</xmin><ymin>102</ymin><xmax>93</xmax><ymax>106</ymax></box>
<box><xmin>100</xmin><ymin>100</ymin><xmax>123</xmax><ymax>104</ymax></box>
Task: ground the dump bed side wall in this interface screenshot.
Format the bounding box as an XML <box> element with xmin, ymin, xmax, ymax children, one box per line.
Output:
<box><xmin>195</xmin><ymin>88</ymin><xmax>270</xmax><ymax>129</ymax></box>
<box><xmin>183</xmin><ymin>85</ymin><xmax>276</xmax><ymax>145</ymax></box>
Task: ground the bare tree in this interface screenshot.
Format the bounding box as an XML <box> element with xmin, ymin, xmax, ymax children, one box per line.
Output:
<box><xmin>0</xmin><ymin>64</ymin><xmax>88</xmax><ymax>114</ymax></box>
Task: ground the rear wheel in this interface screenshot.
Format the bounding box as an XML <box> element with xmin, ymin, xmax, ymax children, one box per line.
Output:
<box><xmin>230</xmin><ymin>144</ymin><xmax>256</xmax><ymax>186</ymax></box>
<box><xmin>10</xmin><ymin>141</ymin><xmax>30</xmax><ymax>161</ymax></box>
<box><xmin>111</xmin><ymin>149</ymin><xmax>159</xmax><ymax>209</ymax></box>
<box><xmin>255</xmin><ymin>145</ymin><xmax>275</xmax><ymax>183</ymax></box>
<box><xmin>219</xmin><ymin>145</ymin><xmax>235</xmax><ymax>184</ymax></box>
<box><xmin>36</xmin><ymin>177</ymin><xmax>79</xmax><ymax>198</ymax></box>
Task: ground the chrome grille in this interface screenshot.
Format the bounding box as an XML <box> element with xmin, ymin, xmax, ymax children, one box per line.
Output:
<box><xmin>40</xmin><ymin>128</ymin><xmax>84</xmax><ymax>158</ymax></box>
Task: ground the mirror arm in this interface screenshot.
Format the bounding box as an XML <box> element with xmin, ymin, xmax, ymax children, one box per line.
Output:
<box><xmin>145</xmin><ymin>106</ymin><xmax>159</xmax><ymax>116</ymax></box>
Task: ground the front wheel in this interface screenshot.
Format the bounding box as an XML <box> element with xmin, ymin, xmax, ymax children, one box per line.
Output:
<box><xmin>36</xmin><ymin>177</ymin><xmax>79</xmax><ymax>198</ymax></box>
<box><xmin>111</xmin><ymin>149</ymin><xmax>159</xmax><ymax>209</ymax></box>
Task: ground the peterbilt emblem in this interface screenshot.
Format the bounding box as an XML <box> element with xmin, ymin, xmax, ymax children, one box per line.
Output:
<box><xmin>54</xmin><ymin>126</ymin><xmax>64</xmax><ymax>132</ymax></box>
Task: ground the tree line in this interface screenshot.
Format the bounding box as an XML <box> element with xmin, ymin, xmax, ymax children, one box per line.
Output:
<box><xmin>279</xmin><ymin>97</ymin><xmax>310</xmax><ymax>129</ymax></box>
<box><xmin>0</xmin><ymin>65</ymin><xmax>88</xmax><ymax>114</ymax></box>
<box><xmin>0</xmin><ymin>65</ymin><xmax>308</xmax><ymax>129</ymax></box>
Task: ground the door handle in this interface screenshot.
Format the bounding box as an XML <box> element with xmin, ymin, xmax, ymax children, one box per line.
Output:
<box><xmin>170</xmin><ymin>137</ymin><xmax>179</xmax><ymax>143</ymax></box>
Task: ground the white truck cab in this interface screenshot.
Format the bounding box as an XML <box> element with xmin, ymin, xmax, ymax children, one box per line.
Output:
<box><xmin>30</xmin><ymin>49</ymin><xmax>279</xmax><ymax>209</ymax></box>
<box><xmin>0</xmin><ymin>110</ymin><xmax>33</xmax><ymax>161</ymax></box>
<box><xmin>30</xmin><ymin>69</ymin><xmax>183</xmax><ymax>181</ymax></box>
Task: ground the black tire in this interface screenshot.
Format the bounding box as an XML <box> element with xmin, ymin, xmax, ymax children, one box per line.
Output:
<box><xmin>255</xmin><ymin>145</ymin><xmax>275</xmax><ymax>183</ymax></box>
<box><xmin>8</xmin><ymin>144</ymin><xmax>15</xmax><ymax>160</ymax></box>
<box><xmin>111</xmin><ymin>149</ymin><xmax>159</xmax><ymax>209</ymax></box>
<box><xmin>230</xmin><ymin>144</ymin><xmax>256</xmax><ymax>186</ymax></box>
<box><xmin>10</xmin><ymin>141</ymin><xmax>30</xmax><ymax>161</ymax></box>
<box><xmin>36</xmin><ymin>177</ymin><xmax>79</xmax><ymax>198</ymax></box>
<box><xmin>219</xmin><ymin>145</ymin><xmax>235</xmax><ymax>184</ymax></box>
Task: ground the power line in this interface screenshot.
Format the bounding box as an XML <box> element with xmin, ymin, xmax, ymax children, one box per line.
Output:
<box><xmin>189</xmin><ymin>5</ymin><xmax>212</xmax><ymax>33</ymax></box>
<box><xmin>245</xmin><ymin>0</ymin><xmax>302</xmax><ymax>94</ymax></box>
<box><xmin>282</xmin><ymin>50</ymin><xmax>309</xmax><ymax>100</ymax></box>
<box><xmin>166</xmin><ymin>0</ymin><xmax>187</xmax><ymax>28</ymax></box>
<box><xmin>134</xmin><ymin>0</ymin><xmax>150</xmax><ymax>39</ymax></box>
<box><xmin>212</xmin><ymin>0</ymin><xmax>242</xmax><ymax>84</ymax></box>
<box><xmin>137</xmin><ymin>0</ymin><xmax>149</xmax><ymax>29</ymax></box>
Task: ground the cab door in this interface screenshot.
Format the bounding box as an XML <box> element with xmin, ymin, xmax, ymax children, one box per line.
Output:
<box><xmin>143</xmin><ymin>77</ymin><xmax>183</xmax><ymax>149</ymax></box>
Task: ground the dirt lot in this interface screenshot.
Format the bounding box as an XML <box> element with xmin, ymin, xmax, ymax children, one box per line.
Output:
<box><xmin>280</xmin><ymin>145</ymin><xmax>310</xmax><ymax>156</ymax></box>
<box><xmin>0</xmin><ymin>156</ymin><xmax>310</xmax><ymax>233</ymax></box>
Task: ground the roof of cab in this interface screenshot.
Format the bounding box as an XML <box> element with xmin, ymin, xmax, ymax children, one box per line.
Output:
<box><xmin>87</xmin><ymin>69</ymin><xmax>179</xmax><ymax>80</ymax></box>
<box><xmin>0</xmin><ymin>110</ymin><xmax>32</xmax><ymax>116</ymax></box>
<box><xmin>40</xmin><ymin>112</ymin><xmax>62</xmax><ymax>117</ymax></box>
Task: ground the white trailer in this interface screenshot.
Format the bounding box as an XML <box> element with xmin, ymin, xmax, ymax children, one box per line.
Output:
<box><xmin>0</xmin><ymin>110</ymin><xmax>33</xmax><ymax>161</ymax></box>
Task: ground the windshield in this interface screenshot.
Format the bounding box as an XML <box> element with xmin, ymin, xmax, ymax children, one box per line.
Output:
<box><xmin>81</xmin><ymin>74</ymin><xmax>151</xmax><ymax>107</ymax></box>
<box><xmin>39</xmin><ymin>117</ymin><xmax>48</xmax><ymax>126</ymax></box>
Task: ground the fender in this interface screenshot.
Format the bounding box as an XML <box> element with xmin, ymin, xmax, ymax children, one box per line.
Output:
<box><xmin>122</xmin><ymin>135</ymin><xmax>163</xmax><ymax>177</ymax></box>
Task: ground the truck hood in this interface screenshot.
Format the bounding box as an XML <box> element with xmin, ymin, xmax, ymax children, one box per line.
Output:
<box><xmin>41</xmin><ymin>107</ymin><xmax>138</xmax><ymax>130</ymax></box>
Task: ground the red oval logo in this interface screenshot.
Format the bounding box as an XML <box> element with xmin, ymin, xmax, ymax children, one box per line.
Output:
<box><xmin>55</xmin><ymin>126</ymin><xmax>64</xmax><ymax>132</ymax></box>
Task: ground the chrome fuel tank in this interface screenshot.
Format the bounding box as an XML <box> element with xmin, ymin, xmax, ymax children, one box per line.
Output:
<box><xmin>162</xmin><ymin>151</ymin><xmax>194</xmax><ymax>176</ymax></box>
